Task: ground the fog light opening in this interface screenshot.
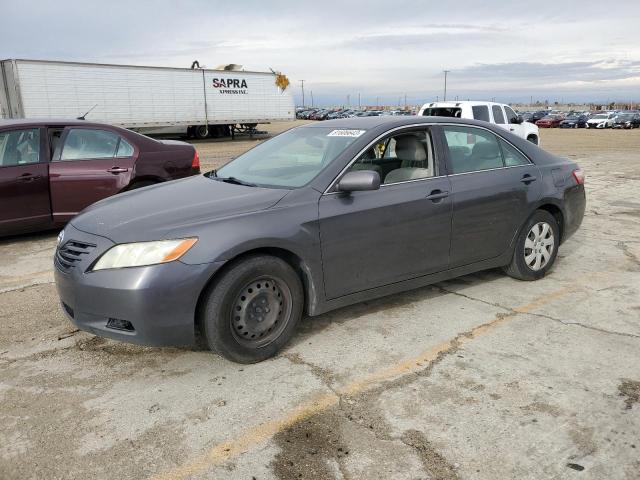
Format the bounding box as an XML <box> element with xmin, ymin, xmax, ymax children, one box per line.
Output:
<box><xmin>106</xmin><ymin>318</ymin><xmax>135</xmax><ymax>332</ymax></box>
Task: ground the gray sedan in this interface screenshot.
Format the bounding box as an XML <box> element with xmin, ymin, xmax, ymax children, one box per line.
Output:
<box><xmin>54</xmin><ymin>116</ymin><xmax>586</xmax><ymax>363</ymax></box>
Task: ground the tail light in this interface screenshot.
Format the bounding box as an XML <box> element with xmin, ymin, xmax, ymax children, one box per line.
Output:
<box><xmin>572</xmin><ymin>168</ymin><xmax>585</xmax><ymax>185</ymax></box>
<box><xmin>192</xmin><ymin>149</ymin><xmax>200</xmax><ymax>171</ymax></box>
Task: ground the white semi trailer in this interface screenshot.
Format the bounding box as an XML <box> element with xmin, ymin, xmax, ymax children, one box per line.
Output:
<box><xmin>0</xmin><ymin>59</ymin><xmax>294</xmax><ymax>138</ymax></box>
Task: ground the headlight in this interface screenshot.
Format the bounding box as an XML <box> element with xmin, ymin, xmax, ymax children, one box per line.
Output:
<box><xmin>92</xmin><ymin>238</ymin><xmax>198</xmax><ymax>271</ymax></box>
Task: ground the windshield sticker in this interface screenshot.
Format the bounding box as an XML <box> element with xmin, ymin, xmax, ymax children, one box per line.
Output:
<box><xmin>327</xmin><ymin>129</ymin><xmax>366</xmax><ymax>138</ymax></box>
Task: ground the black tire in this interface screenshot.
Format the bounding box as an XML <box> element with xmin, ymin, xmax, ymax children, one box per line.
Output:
<box><xmin>200</xmin><ymin>255</ymin><xmax>304</xmax><ymax>363</ymax></box>
<box><xmin>527</xmin><ymin>135</ymin><xmax>538</xmax><ymax>145</ymax></box>
<box><xmin>194</xmin><ymin>125</ymin><xmax>209</xmax><ymax>139</ymax></box>
<box><xmin>503</xmin><ymin>210</ymin><xmax>560</xmax><ymax>281</ymax></box>
<box><xmin>128</xmin><ymin>180</ymin><xmax>157</xmax><ymax>190</ymax></box>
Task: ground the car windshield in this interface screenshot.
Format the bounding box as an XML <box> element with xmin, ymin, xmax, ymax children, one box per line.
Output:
<box><xmin>214</xmin><ymin>127</ymin><xmax>364</xmax><ymax>189</ymax></box>
<box><xmin>592</xmin><ymin>114</ymin><xmax>608</xmax><ymax>119</ymax></box>
<box><xmin>617</xmin><ymin>114</ymin><xmax>634</xmax><ymax>120</ymax></box>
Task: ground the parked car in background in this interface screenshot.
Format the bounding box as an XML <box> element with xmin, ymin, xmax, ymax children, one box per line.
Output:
<box><xmin>586</xmin><ymin>113</ymin><xmax>616</xmax><ymax>129</ymax></box>
<box><xmin>531</xmin><ymin>111</ymin><xmax>550</xmax><ymax>123</ymax></box>
<box><xmin>560</xmin><ymin>114</ymin><xmax>589</xmax><ymax>128</ymax></box>
<box><xmin>612</xmin><ymin>112</ymin><xmax>640</xmax><ymax>129</ymax></box>
<box><xmin>54</xmin><ymin>116</ymin><xmax>585</xmax><ymax>363</ymax></box>
<box><xmin>519</xmin><ymin>112</ymin><xmax>534</xmax><ymax>123</ymax></box>
<box><xmin>418</xmin><ymin>101</ymin><xmax>540</xmax><ymax>144</ymax></box>
<box><xmin>0</xmin><ymin>119</ymin><xmax>200</xmax><ymax>236</ymax></box>
<box><xmin>535</xmin><ymin>115</ymin><xmax>564</xmax><ymax>128</ymax></box>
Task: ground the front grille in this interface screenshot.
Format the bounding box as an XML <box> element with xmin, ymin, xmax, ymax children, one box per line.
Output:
<box><xmin>55</xmin><ymin>240</ymin><xmax>96</xmax><ymax>271</ymax></box>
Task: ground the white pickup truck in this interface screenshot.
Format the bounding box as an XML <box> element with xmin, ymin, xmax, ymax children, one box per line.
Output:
<box><xmin>418</xmin><ymin>101</ymin><xmax>540</xmax><ymax>145</ymax></box>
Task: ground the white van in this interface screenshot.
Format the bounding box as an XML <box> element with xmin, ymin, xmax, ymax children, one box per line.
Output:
<box><xmin>418</xmin><ymin>101</ymin><xmax>540</xmax><ymax>145</ymax></box>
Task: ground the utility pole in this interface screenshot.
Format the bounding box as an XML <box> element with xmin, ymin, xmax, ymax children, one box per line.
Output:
<box><xmin>358</xmin><ymin>92</ymin><xmax>361</xmax><ymax>110</ymax></box>
<box><xmin>347</xmin><ymin>94</ymin><xmax>350</xmax><ymax>108</ymax></box>
<box><xmin>443</xmin><ymin>70</ymin><xmax>450</xmax><ymax>101</ymax></box>
<box><xmin>310</xmin><ymin>91</ymin><xmax>314</xmax><ymax>107</ymax></box>
<box><xmin>404</xmin><ymin>93</ymin><xmax>407</xmax><ymax>107</ymax></box>
<box><xmin>299</xmin><ymin>80</ymin><xmax>305</xmax><ymax>107</ymax></box>
<box><xmin>376</xmin><ymin>96</ymin><xmax>380</xmax><ymax>106</ymax></box>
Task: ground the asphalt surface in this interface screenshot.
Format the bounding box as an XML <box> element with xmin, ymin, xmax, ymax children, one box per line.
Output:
<box><xmin>1</xmin><ymin>127</ymin><xmax>639</xmax><ymax>480</ymax></box>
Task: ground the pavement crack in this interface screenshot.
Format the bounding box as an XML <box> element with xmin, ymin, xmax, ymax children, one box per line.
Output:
<box><xmin>526</xmin><ymin>311</ymin><xmax>640</xmax><ymax>339</ymax></box>
<box><xmin>0</xmin><ymin>280</ymin><xmax>55</xmax><ymax>294</ymax></box>
<box><xmin>436</xmin><ymin>285</ymin><xmax>640</xmax><ymax>340</ymax></box>
<box><xmin>281</xmin><ymin>352</ymin><xmax>339</xmax><ymax>396</ymax></box>
<box><xmin>616</xmin><ymin>240</ymin><xmax>640</xmax><ymax>270</ymax></box>
<box><xmin>434</xmin><ymin>285</ymin><xmax>514</xmax><ymax>312</ymax></box>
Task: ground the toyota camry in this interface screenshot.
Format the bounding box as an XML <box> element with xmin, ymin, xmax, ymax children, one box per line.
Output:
<box><xmin>54</xmin><ymin>116</ymin><xmax>586</xmax><ymax>363</ymax></box>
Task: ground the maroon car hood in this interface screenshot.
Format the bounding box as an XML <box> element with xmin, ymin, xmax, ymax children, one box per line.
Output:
<box><xmin>70</xmin><ymin>175</ymin><xmax>289</xmax><ymax>243</ymax></box>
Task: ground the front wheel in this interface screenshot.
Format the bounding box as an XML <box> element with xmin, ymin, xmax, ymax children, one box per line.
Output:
<box><xmin>200</xmin><ymin>255</ymin><xmax>304</xmax><ymax>363</ymax></box>
<box><xmin>503</xmin><ymin>210</ymin><xmax>560</xmax><ymax>281</ymax></box>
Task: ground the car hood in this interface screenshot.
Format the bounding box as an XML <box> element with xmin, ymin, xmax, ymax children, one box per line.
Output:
<box><xmin>70</xmin><ymin>175</ymin><xmax>290</xmax><ymax>243</ymax></box>
<box><xmin>588</xmin><ymin>118</ymin><xmax>607</xmax><ymax>122</ymax></box>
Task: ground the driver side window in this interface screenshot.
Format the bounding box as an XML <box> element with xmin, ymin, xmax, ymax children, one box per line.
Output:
<box><xmin>348</xmin><ymin>129</ymin><xmax>435</xmax><ymax>185</ymax></box>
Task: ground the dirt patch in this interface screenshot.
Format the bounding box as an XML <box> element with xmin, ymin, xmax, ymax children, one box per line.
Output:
<box><xmin>271</xmin><ymin>409</ymin><xmax>348</xmax><ymax>480</ymax></box>
<box><xmin>618</xmin><ymin>380</ymin><xmax>640</xmax><ymax>410</ymax></box>
<box><xmin>401</xmin><ymin>429</ymin><xmax>460</xmax><ymax>480</ymax></box>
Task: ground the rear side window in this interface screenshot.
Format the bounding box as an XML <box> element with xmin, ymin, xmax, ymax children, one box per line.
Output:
<box><xmin>443</xmin><ymin>126</ymin><xmax>504</xmax><ymax>174</ymax></box>
<box><xmin>60</xmin><ymin>129</ymin><xmax>120</xmax><ymax>161</ymax></box>
<box><xmin>492</xmin><ymin>105</ymin><xmax>506</xmax><ymax>124</ymax></box>
<box><xmin>471</xmin><ymin>106</ymin><xmax>490</xmax><ymax>122</ymax></box>
<box><xmin>422</xmin><ymin>107</ymin><xmax>461</xmax><ymax>118</ymax></box>
<box><xmin>116</xmin><ymin>138</ymin><xmax>134</xmax><ymax>157</ymax></box>
<box><xmin>499</xmin><ymin>139</ymin><xmax>529</xmax><ymax>166</ymax></box>
<box><xmin>0</xmin><ymin>128</ymin><xmax>40</xmax><ymax>166</ymax></box>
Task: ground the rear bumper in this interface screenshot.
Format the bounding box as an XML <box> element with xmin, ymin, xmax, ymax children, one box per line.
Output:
<box><xmin>54</xmin><ymin>225</ymin><xmax>224</xmax><ymax>347</ymax></box>
<box><xmin>562</xmin><ymin>184</ymin><xmax>586</xmax><ymax>243</ymax></box>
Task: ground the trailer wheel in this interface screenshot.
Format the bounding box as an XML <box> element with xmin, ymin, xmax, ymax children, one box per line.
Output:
<box><xmin>194</xmin><ymin>125</ymin><xmax>209</xmax><ymax>139</ymax></box>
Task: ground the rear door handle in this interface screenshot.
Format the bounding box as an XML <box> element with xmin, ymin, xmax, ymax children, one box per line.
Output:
<box><xmin>520</xmin><ymin>174</ymin><xmax>537</xmax><ymax>184</ymax></box>
<box><xmin>18</xmin><ymin>173</ymin><xmax>41</xmax><ymax>182</ymax></box>
<box><xmin>107</xmin><ymin>167</ymin><xmax>129</xmax><ymax>174</ymax></box>
<box><xmin>425</xmin><ymin>190</ymin><xmax>449</xmax><ymax>201</ymax></box>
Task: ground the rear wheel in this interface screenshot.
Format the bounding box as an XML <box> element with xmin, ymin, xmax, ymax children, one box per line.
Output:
<box><xmin>128</xmin><ymin>180</ymin><xmax>157</xmax><ymax>190</ymax></box>
<box><xmin>200</xmin><ymin>255</ymin><xmax>304</xmax><ymax>363</ymax></box>
<box><xmin>503</xmin><ymin>210</ymin><xmax>560</xmax><ymax>281</ymax></box>
<box><xmin>194</xmin><ymin>125</ymin><xmax>209</xmax><ymax>139</ymax></box>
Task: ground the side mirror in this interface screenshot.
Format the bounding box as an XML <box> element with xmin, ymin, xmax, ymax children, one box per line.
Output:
<box><xmin>336</xmin><ymin>170</ymin><xmax>381</xmax><ymax>193</ymax></box>
<box><xmin>512</xmin><ymin>115</ymin><xmax>523</xmax><ymax>124</ymax></box>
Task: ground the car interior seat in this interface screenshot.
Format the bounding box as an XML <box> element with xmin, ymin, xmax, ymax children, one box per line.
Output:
<box><xmin>470</xmin><ymin>141</ymin><xmax>502</xmax><ymax>171</ymax></box>
<box><xmin>384</xmin><ymin>135</ymin><xmax>431</xmax><ymax>183</ymax></box>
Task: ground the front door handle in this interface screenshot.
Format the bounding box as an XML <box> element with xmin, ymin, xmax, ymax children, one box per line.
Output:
<box><xmin>107</xmin><ymin>167</ymin><xmax>129</xmax><ymax>174</ymax></box>
<box><xmin>425</xmin><ymin>190</ymin><xmax>449</xmax><ymax>202</ymax></box>
<box><xmin>520</xmin><ymin>174</ymin><xmax>537</xmax><ymax>184</ymax></box>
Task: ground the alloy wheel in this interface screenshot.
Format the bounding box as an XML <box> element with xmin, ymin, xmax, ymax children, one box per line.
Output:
<box><xmin>524</xmin><ymin>222</ymin><xmax>555</xmax><ymax>271</ymax></box>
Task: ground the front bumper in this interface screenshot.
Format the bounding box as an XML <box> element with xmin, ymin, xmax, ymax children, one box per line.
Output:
<box><xmin>54</xmin><ymin>224</ymin><xmax>224</xmax><ymax>347</ymax></box>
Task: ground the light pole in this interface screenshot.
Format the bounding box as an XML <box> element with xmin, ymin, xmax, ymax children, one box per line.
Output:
<box><xmin>299</xmin><ymin>80</ymin><xmax>305</xmax><ymax>107</ymax></box>
<box><xmin>358</xmin><ymin>93</ymin><xmax>361</xmax><ymax>110</ymax></box>
<box><xmin>310</xmin><ymin>91</ymin><xmax>314</xmax><ymax>107</ymax></box>
<box><xmin>443</xmin><ymin>70</ymin><xmax>450</xmax><ymax>101</ymax></box>
<box><xmin>347</xmin><ymin>94</ymin><xmax>350</xmax><ymax>108</ymax></box>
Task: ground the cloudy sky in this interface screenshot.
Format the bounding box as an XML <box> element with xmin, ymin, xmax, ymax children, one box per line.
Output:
<box><xmin>2</xmin><ymin>1</ymin><xmax>639</xmax><ymax>106</ymax></box>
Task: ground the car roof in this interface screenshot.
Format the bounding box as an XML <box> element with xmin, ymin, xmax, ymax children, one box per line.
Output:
<box><xmin>0</xmin><ymin>118</ymin><xmax>116</xmax><ymax>128</ymax></box>
<box><xmin>301</xmin><ymin>115</ymin><xmax>502</xmax><ymax>130</ymax></box>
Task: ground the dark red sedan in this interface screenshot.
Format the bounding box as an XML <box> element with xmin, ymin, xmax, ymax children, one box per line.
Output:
<box><xmin>535</xmin><ymin>115</ymin><xmax>564</xmax><ymax>128</ymax></box>
<box><xmin>0</xmin><ymin>119</ymin><xmax>200</xmax><ymax>236</ymax></box>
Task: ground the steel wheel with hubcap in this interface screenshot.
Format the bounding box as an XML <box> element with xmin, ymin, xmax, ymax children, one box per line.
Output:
<box><xmin>504</xmin><ymin>210</ymin><xmax>560</xmax><ymax>281</ymax></box>
<box><xmin>524</xmin><ymin>222</ymin><xmax>554</xmax><ymax>271</ymax></box>
<box><xmin>200</xmin><ymin>255</ymin><xmax>303</xmax><ymax>363</ymax></box>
